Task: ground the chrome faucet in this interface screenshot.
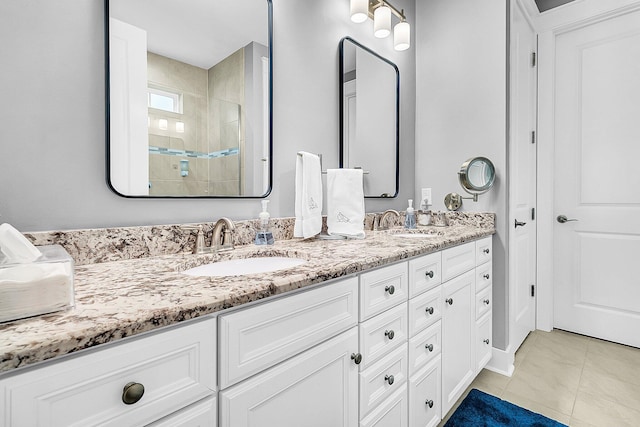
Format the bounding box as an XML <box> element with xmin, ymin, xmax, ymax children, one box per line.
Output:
<box><xmin>212</xmin><ymin>217</ymin><xmax>236</xmax><ymax>252</ymax></box>
<box><xmin>374</xmin><ymin>209</ymin><xmax>400</xmax><ymax>231</ymax></box>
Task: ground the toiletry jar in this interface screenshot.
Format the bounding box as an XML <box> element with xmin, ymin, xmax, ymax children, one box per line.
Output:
<box><xmin>0</xmin><ymin>245</ymin><xmax>74</xmax><ymax>323</ymax></box>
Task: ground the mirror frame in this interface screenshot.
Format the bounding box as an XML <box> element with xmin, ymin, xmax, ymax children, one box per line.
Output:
<box><xmin>339</xmin><ymin>37</ymin><xmax>400</xmax><ymax>199</ymax></box>
<box><xmin>104</xmin><ymin>0</ymin><xmax>273</xmax><ymax>198</ymax></box>
<box><xmin>458</xmin><ymin>156</ymin><xmax>496</xmax><ymax>194</ymax></box>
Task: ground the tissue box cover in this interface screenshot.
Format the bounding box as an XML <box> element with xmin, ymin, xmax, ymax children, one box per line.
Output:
<box><xmin>0</xmin><ymin>245</ymin><xmax>74</xmax><ymax>323</ymax></box>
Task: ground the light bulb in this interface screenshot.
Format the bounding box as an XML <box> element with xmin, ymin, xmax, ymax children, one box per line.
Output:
<box><xmin>374</xmin><ymin>5</ymin><xmax>391</xmax><ymax>38</ymax></box>
<box><xmin>176</xmin><ymin>121</ymin><xmax>185</xmax><ymax>133</ymax></box>
<box><xmin>394</xmin><ymin>21</ymin><xmax>410</xmax><ymax>51</ymax></box>
<box><xmin>350</xmin><ymin>0</ymin><xmax>368</xmax><ymax>23</ymax></box>
<box><xmin>158</xmin><ymin>119</ymin><xmax>168</xmax><ymax>130</ymax></box>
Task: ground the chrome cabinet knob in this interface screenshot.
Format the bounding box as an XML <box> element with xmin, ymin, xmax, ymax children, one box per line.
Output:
<box><xmin>483</xmin><ymin>274</ymin><xmax>490</xmax><ymax>280</ymax></box>
<box><xmin>122</xmin><ymin>382</ymin><xmax>145</xmax><ymax>405</ymax></box>
<box><xmin>385</xmin><ymin>285</ymin><xmax>395</xmax><ymax>295</ymax></box>
<box><xmin>385</xmin><ymin>330</ymin><xmax>395</xmax><ymax>340</ymax></box>
<box><xmin>425</xmin><ymin>343</ymin><xmax>434</xmax><ymax>352</ymax></box>
<box><xmin>483</xmin><ymin>299</ymin><xmax>490</xmax><ymax>305</ymax></box>
<box><xmin>425</xmin><ymin>399</ymin><xmax>434</xmax><ymax>408</ymax></box>
<box><xmin>483</xmin><ymin>248</ymin><xmax>490</xmax><ymax>254</ymax></box>
<box><xmin>425</xmin><ymin>270</ymin><xmax>434</xmax><ymax>279</ymax></box>
<box><xmin>445</xmin><ymin>298</ymin><xmax>453</xmax><ymax>305</ymax></box>
<box><xmin>484</xmin><ymin>339</ymin><xmax>490</xmax><ymax>345</ymax></box>
<box><xmin>351</xmin><ymin>353</ymin><xmax>363</xmax><ymax>365</ymax></box>
<box><xmin>425</xmin><ymin>306</ymin><xmax>434</xmax><ymax>315</ymax></box>
<box><xmin>384</xmin><ymin>375</ymin><xmax>395</xmax><ymax>385</ymax></box>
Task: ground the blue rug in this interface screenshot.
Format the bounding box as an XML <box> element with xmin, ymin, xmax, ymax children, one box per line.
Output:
<box><xmin>444</xmin><ymin>389</ymin><xmax>567</xmax><ymax>427</ymax></box>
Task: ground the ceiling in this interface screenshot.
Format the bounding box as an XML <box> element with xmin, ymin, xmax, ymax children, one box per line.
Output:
<box><xmin>109</xmin><ymin>0</ymin><xmax>268</xmax><ymax>70</ymax></box>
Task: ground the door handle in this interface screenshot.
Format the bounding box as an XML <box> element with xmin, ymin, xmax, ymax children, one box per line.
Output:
<box><xmin>557</xmin><ymin>215</ymin><xmax>578</xmax><ymax>224</ymax></box>
<box><xmin>514</xmin><ymin>220</ymin><xmax>527</xmax><ymax>228</ymax></box>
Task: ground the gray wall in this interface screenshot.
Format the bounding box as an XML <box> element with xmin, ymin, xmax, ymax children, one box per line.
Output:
<box><xmin>415</xmin><ymin>0</ymin><xmax>510</xmax><ymax>350</ymax></box>
<box><xmin>0</xmin><ymin>0</ymin><xmax>415</xmax><ymax>232</ymax></box>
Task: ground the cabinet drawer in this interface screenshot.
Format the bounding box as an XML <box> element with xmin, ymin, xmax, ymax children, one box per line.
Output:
<box><xmin>476</xmin><ymin>262</ymin><xmax>492</xmax><ymax>293</ymax></box>
<box><xmin>441</xmin><ymin>242</ymin><xmax>476</xmax><ymax>281</ymax></box>
<box><xmin>476</xmin><ymin>236</ymin><xmax>493</xmax><ymax>265</ymax></box>
<box><xmin>147</xmin><ymin>396</ymin><xmax>216</xmax><ymax>427</ymax></box>
<box><xmin>360</xmin><ymin>344</ymin><xmax>408</xmax><ymax>417</ymax></box>
<box><xmin>359</xmin><ymin>302</ymin><xmax>408</xmax><ymax>369</ymax></box>
<box><xmin>360</xmin><ymin>262</ymin><xmax>408</xmax><ymax>321</ymax></box>
<box><xmin>408</xmin><ymin>321</ymin><xmax>441</xmax><ymax>377</ymax></box>
<box><xmin>219</xmin><ymin>277</ymin><xmax>358</xmax><ymax>389</ymax></box>
<box><xmin>408</xmin><ymin>285</ymin><xmax>442</xmax><ymax>337</ymax></box>
<box><xmin>360</xmin><ymin>383</ymin><xmax>408</xmax><ymax>427</ymax></box>
<box><xmin>476</xmin><ymin>312</ymin><xmax>493</xmax><ymax>373</ymax></box>
<box><xmin>408</xmin><ymin>252</ymin><xmax>442</xmax><ymax>297</ymax></box>
<box><xmin>408</xmin><ymin>356</ymin><xmax>441</xmax><ymax>427</ymax></box>
<box><xmin>0</xmin><ymin>318</ymin><xmax>216</xmax><ymax>427</ymax></box>
<box><xmin>476</xmin><ymin>285</ymin><xmax>492</xmax><ymax>320</ymax></box>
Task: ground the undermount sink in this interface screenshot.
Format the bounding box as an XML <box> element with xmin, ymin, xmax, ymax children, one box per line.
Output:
<box><xmin>182</xmin><ymin>256</ymin><xmax>307</xmax><ymax>277</ymax></box>
<box><xmin>384</xmin><ymin>228</ymin><xmax>444</xmax><ymax>238</ymax></box>
<box><xmin>392</xmin><ymin>233</ymin><xmax>439</xmax><ymax>238</ymax></box>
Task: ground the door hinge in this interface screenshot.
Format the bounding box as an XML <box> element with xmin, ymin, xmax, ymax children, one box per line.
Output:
<box><xmin>531</xmin><ymin>52</ymin><xmax>537</xmax><ymax>67</ymax></box>
<box><xmin>531</xmin><ymin>284</ymin><xmax>535</xmax><ymax>297</ymax></box>
<box><xmin>531</xmin><ymin>207</ymin><xmax>535</xmax><ymax>220</ymax></box>
<box><xmin>531</xmin><ymin>130</ymin><xmax>536</xmax><ymax>144</ymax></box>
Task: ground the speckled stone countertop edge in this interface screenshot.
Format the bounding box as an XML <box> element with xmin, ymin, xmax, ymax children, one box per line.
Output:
<box><xmin>0</xmin><ymin>224</ymin><xmax>494</xmax><ymax>375</ymax></box>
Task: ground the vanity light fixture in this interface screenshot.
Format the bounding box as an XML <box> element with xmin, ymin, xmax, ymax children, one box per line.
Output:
<box><xmin>349</xmin><ymin>0</ymin><xmax>410</xmax><ymax>51</ymax></box>
<box><xmin>158</xmin><ymin>119</ymin><xmax>168</xmax><ymax>131</ymax></box>
<box><xmin>176</xmin><ymin>121</ymin><xmax>185</xmax><ymax>133</ymax></box>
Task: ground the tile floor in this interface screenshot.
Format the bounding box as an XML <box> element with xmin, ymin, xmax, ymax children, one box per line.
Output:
<box><xmin>439</xmin><ymin>329</ymin><xmax>640</xmax><ymax>427</ymax></box>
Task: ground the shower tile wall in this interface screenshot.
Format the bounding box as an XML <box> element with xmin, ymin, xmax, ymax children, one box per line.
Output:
<box><xmin>146</xmin><ymin>49</ymin><xmax>245</xmax><ymax>196</ymax></box>
<box><xmin>147</xmin><ymin>52</ymin><xmax>208</xmax><ymax>196</ymax></box>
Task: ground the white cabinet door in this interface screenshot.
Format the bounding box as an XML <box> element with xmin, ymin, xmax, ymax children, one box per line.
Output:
<box><xmin>219</xmin><ymin>327</ymin><xmax>358</xmax><ymax>427</ymax></box>
<box><xmin>147</xmin><ymin>396</ymin><xmax>216</xmax><ymax>427</ymax></box>
<box><xmin>441</xmin><ymin>269</ymin><xmax>475</xmax><ymax>416</ymax></box>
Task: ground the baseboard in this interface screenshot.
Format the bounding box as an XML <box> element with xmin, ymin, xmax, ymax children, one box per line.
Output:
<box><xmin>484</xmin><ymin>346</ymin><xmax>515</xmax><ymax>377</ymax></box>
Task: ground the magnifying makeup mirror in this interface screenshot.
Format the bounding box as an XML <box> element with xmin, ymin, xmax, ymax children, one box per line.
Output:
<box><xmin>445</xmin><ymin>157</ymin><xmax>496</xmax><ymax>210</ymax></box>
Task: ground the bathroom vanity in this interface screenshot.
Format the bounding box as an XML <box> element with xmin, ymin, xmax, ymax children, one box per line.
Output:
<box><xmin>0</xmin><ymin>218</ymin><xmax>493</xmax><ymax>426</ymax></box>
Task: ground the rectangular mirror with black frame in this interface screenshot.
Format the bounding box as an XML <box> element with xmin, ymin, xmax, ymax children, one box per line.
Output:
<box><xmin>106</xmin><ymin>0</ymin><xmax>272</xmax><ymax>197</ymax></box>
<box><xmin>339</xmin><ymin>37</ymin><xmax>399</xmax><ymax>198</ymax></box>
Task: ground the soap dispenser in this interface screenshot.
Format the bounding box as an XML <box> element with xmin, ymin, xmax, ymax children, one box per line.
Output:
<box><xmin>405</xmin><ymin>199</ymin><xmax>416</xmax><ymax>229</ymax></box>
<box><xmin>255</xmin><ymin>200</ymin><xmax>275</xmax><ymax>245</ymax></box>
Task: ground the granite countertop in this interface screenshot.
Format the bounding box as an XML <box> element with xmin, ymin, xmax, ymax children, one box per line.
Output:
<box><xmin>0</xmin><ymin>224</ymin><xmax>494</xmax><ymax>374</ymax></box>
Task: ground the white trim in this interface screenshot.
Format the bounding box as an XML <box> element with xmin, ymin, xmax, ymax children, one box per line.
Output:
<box><xmin>535</xmin><ymin>0</ymin><xmax>640</xmax><ymax>332</ymax></box>
<box><xmin>484</xmin><ymin>346</ymin><xmax>515</xmax><ymax>377</ymax></box>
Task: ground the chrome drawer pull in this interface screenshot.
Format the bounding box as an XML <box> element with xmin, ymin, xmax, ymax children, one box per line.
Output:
<box><xmin>122</xmin><ymin>382</ymin><xmax>145</xmax><ymax>405</ymax></box>
<box><xmin>384</xmin><ymin>374</ymin><xmax>395</xmax><ymax>385</ymax></box>
<box><xmin>483</xmin><ymin>274</ymin><xmax>490</xmax><ymax>280</ymax></box>
<box><xmin>484</xmin><ymin>339</ymin><xmax>490</xmax><ymax>345</ymax></box>
<box><xmin>385</xmin><ymin>285</ymin><xmax>395</xmax><ymax>295</ymax></box>
<box><xmin>351</xmin><ymin>353</ymin><xmax>363</xmax><ymax>365</ymax></box>
<box><xmin>483</xmin><ymin>299</ymin><xmax>490</xmax><ymax>305</ymax></box>
<box><xmin>425</xmin><ymin>306</ymin><xmax>434</xmax><ymax>315</ymax></box>
<box><xmin>445</xmin><ymin>298</ymin><xmax>453</xmax><ymax>305</ymax></box>
<box><xmin>425</xmin><ymin>343</ymin><xmax>434</xmax><ymax>352</ymax></box>
<box><xmin>385</xmin><ymin>329</ymin><xmax>395</xmax><ymax>340</ymax></box>
<box><xmin>425</xmin><ymin>270</ymin><xmax>434</xmax><ymax>279</ymax></box>
<box><xmin>425</xmin><ymin>399</ymin><xmax>434</xmax><ymax>408</ymax></box>
<box><xmin>483</xmin><ymin>248</ymin><xmax>490</xmax><ymax>254</ymax></box>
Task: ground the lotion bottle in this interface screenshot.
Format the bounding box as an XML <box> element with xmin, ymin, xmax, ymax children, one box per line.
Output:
<box><xmin>255</xmin><ymin>200</ymin><xmax>275</xmax><ymax>245</ymax></box>
<box><xmin>404</xmin><ymin>199</ymin><xmax>416</xmax><ymax>229</ymax></box>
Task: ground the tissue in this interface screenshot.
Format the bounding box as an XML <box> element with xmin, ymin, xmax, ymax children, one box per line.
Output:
<box><xmin>0</xmin><ymin>223</ymin><xmax>42</xmax><ymax>263</ymax></box>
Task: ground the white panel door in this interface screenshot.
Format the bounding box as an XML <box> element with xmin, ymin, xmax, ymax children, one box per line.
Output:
<box><xmin>109</xmin><ymin>18</ymin><xmax>149</xmax><ymax>196</ymax></box>
<box><xmin>509</xmin><ymin>0</ymin><xmax>537</xmax><ymax>353</ymax></box>
<box><xmin>553</xmin><ymin>7</ymin><xmax>640</xmax><ymax>347</ymax></box>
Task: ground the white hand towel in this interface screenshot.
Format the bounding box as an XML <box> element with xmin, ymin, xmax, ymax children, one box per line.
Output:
<box><xmin>294</xmin><ymin>152</ymin><xmax>323</xmax><ymax>238</ymax></box>
<box><xmin>327</xmin><ymin>169</ymin><xmax>365</xmax><ymax>239</ymax></box>
<box><xmin>0</xmin><ymin>223</ymin><xmax>41</xmax><ymax>263</ymax></box>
